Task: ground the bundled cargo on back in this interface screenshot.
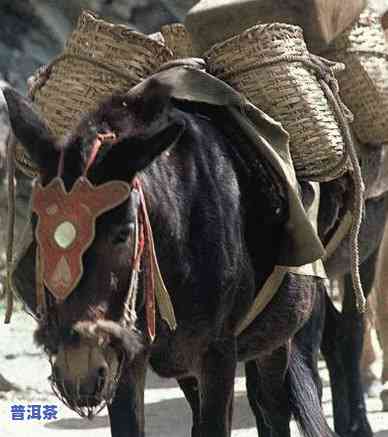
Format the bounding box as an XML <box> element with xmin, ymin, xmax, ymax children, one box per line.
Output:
<box><xmin>322</xmin><ymin>8</ymin><xmax>388</xmax><ymax>145</ymax></box>
<box><xmin>185</xmin><ymin>0</ymin><xmax>366</xmax><ymax>54</ymax></box>
<box><xmin>204</xmin><ymin>21</ymin><xmax>350</xmax><ymax>181</ymax></box>
<box><xmin>161</xmin><ymin>23</ymin><xmax>195</xmax><ymax>59</ymax></box>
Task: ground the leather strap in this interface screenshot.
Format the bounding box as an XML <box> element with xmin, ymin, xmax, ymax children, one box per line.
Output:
<box><xmin>235</xmin><ymin>266</ymin><xmax>288</xmax><ymax>336</ymax></box>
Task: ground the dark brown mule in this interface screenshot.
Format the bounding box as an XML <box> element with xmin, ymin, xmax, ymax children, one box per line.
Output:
<box><xmin>319</xmin><ymin>173</ymin><xmax>388</xmax><ymax>437</ymax></box>
<box><xmin>4</xmin><ymin>77</ymin><xmax>333</xmax><ymax>437</ymax></box>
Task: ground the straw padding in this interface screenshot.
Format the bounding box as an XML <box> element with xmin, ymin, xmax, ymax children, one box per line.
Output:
<box><xmin>323</xmin><ymin>8</ymin><xmax>388</xmax><ymax>145</ymax></box>
<box><xmin>206</xmin><ymin>24</ymin><xmax>348</xmax><ymax>181</ymax></box>
<box><xmin>32</xmin><ymin>11</ymin><xmax>173</xmax><ymax>140</ymax></box>
<box><xmin>161</xmin><ymin>23</ymin><xmax>194</xmax><ymax>59</ymax></box>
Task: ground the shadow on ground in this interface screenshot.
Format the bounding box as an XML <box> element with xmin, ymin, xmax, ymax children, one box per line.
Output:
<box><xmin>43</xmin><ymin>392</ymin><xmax>256</xmax><ymax>435</ymax></box>
<box><xmin>46</xmin><ymin>415</ymin><xmax>109</xmax><ymax>430</ymax></box>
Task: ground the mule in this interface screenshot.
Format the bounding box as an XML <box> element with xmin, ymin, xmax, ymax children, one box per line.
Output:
<box><xmin>318</xmin><ymin>167</ymin><xmax>388</xmax><ymax>437</ymax></box>
<box><xmin>4</xmin><ymin>75</ymin><xmax>333</xmax><ymax>437</ymax></box>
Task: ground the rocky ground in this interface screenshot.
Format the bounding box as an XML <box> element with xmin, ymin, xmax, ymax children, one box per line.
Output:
<box><xmin>0</xmin><ymin>307</ymin><xmax>387</xmax><ymax>437</ymax></box>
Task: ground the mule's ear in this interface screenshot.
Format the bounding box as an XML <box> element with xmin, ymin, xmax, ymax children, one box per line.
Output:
<box><xmin>2</xmin><ymin>87</ymin><xmax>58</xmax><ymax>171</ymax></box>
<box><xmin>95</xmin><ymin>117</ymin><xmax>186</xmax><ymax>181</ymax></box>
<box><xmin>92</xmin><ymin>79</ymin><xmax>185</xmax><ymax>180</ymax></box>
<box><xmin>130</xmin><ymin>77</ymin><xmax>174</xmax><ymax>131</ymax></box>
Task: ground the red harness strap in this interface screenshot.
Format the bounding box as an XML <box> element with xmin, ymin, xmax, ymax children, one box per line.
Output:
<box><xmin>132</xmin><ymin>177</ymin><xmax>156</xmax><ymax>341</ymax></box>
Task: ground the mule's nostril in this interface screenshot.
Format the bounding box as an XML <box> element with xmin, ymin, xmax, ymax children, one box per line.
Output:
<box><xmin>98</xmin><ymin>366</ymin><xmax>107</xmax><ymax>379</ymax></box>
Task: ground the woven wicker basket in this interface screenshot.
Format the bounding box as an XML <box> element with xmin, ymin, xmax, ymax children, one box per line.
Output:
<box><xmin>322</xmin><ymin>8</ymin><xmax>388</xmax><ymax>145</ymax></box>
<box><xmin>206</xmin><ymin>23</ymin><xmax>348</xmax><ymax>181</ymax></box>
<box><xmin>161</xmin><ymin>23</ymin><xmax>194</xmax><ymax>59</ymax></box>
<box><xmin>16</xmin><ymin>10</ymin><xmax>173</xmax><ymax>176</ymax></box>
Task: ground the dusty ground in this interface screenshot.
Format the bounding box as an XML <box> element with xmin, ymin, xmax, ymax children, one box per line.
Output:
<box><xmin>1</xmin><ymin>308</ymin><xmax>388</xmax><ymax>437</ymax></box>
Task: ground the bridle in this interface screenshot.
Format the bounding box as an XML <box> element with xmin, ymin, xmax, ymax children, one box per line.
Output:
<box><xmin>31</xmin><ymin>131</ymin><xmax>176</xmax><ymax>417</ymax></box>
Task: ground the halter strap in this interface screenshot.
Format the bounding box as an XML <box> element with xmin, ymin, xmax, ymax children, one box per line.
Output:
<box><xmin>57</xmin><ymin>131</ymin><xmax>118</xmax><ymax>179</ymax></box>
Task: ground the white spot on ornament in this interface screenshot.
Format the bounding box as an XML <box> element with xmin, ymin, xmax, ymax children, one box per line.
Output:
<box><xmin>54</xmin><ymin>221</ymin><xmax>77</xmax><ymax>249</ymax></box>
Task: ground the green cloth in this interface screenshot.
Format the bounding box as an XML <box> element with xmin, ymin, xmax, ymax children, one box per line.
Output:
<box><xmin>132</xmin><ymin>65</ymin><xmax>325</xmax><ymax>266</ymax></box>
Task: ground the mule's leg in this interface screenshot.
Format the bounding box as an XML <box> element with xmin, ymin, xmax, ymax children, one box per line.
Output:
<box><xmin>177</xmin><ymin>377</ymin><xmax>201</xmax><ymax>437</ymax></box>
<box><xmin>108</xmin><ymin>353</ymin><xmax>147</xmax><ymax>437</ymax></box>
<box><xmin>341</xmin><ymin>251</ymin><xmax>377</xmax><ymax>437</ymax></box>
<box><xmin>377</xmin><ymin>284</ymin><xmax>388</xmax><ymax>410</ymax></box>
<box><xmin>246</xmin><ymin>282</ymin><xmax>334</xmax><ymax>437</ymax></box>
<box><xmin>375</xmin><ymin>219</ymin><xmax>388</xmax><ymax>410</ymax></box>
<box><xmin>198</xmin><ymin>337</ymin><xmax>237</xmax><ymax>437</ymax></box>
<box><xmin>321</xmin><ymin>294</ymin><xmax>350</xmax><ymax>435</ymax></box>
<box><xmin>360</xmin><ymin>303</ymin><xmax>379</xmax><ymax>395</ymax></box>
<box><xmin>322</xmin><ymin>251</ymin><xmax>377</xmax><ymax>437</ymax></box>
<box><xmin>245</xmin><ymin>347</ymin><xmax>292</xmax><ymax>437</ymax></box>
<box><xmin>290</xmin><ymin>284</ymin><xmax>336</xmax><ymax>437</ymax></box>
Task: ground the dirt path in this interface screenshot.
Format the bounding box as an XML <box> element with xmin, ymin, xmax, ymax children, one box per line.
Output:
<box><xmin>1</xmin><ymin>310</ymin><xmax>388</xmax><ymax>436</ymax></box>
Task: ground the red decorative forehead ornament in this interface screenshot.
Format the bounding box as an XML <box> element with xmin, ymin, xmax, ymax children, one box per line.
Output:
<box><xmin>32</xmin><ymin>176</ymin><xmax>131</xmax><ymax>301</ymax></box>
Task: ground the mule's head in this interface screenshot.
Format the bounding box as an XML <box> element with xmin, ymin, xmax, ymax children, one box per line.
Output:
<box><xmin>3</xmin><ymin>79</ymin><xmax>184</xmax><ymax>414</ymax></box>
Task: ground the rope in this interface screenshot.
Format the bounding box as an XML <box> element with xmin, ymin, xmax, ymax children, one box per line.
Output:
<box><xmin>4</xmin><ymin>132</ymin><xmax>16</xmax><ymax>323</ymax></box>
<box><xmin>225</xmin><ymin>52</ymin><xmax>366</xmax><ymax>312</ymax></box>
<box><xmin>305</xmin><ymin>55</ymin><xmax>366</xmax><ymax>312</ymax></box>
<box><xmin>27</xmin><ymin>63</ymin><xmax>53</xmax><ymax>100</ymax></box>
<box><xmin>318</xmin><ymin>82</ymin><xmax>366</xmax><ymax>312</ymax></box>
<box><xmin>121</xmin><ymin>192</ymin><xmax>142</xmax><ymax>329</ymax></box>
<box><xmin>120</xmin><ymin>180</ymin><xmax>177</xmax><ymax>339</ymax></box>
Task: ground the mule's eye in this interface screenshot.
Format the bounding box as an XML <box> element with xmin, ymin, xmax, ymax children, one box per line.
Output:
<box><xmin>113</xmin><ymin>224</ymin><xmax>133</xmax><ymax>244</ymax></box>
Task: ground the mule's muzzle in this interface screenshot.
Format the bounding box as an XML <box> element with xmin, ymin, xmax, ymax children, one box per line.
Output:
<box><xmin>51</xmin><ymin>363</ymin><xmax>109</xmax><ymax>408</ymax></box>
<box><xmin>50</xmin><ymin>342</ymin><xmax>122</xmax><ymax>417</ymax></box>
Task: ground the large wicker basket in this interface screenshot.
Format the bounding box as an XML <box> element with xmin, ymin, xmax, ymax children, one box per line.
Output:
<box><xmin>16</xmin><ymin>10</ymin><xmax>173</xmax><ymax>176</ymax></box>
<box><xmin>206</xmin><ymin>23</ymin><xmax>348</xmax><ymax>181</ymax></box>
<box><xmin>322</xmin><ymin>8</ymin><xmax>388</xmax><ymax>145</ymax></box>
<box><xmin>161</xmin><ymin>23</ymin><xmax>194</xmax><ymax>59</ymax></box>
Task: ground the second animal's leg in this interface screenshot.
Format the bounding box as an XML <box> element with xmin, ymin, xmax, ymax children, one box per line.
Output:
<box><xmin>178</xmin><ymin>377</ymin><xmax>201</xmax><ymax>437</ymax></box>
<box><xmin>321</xmin><ymin>293</ymin><xmax>350</xmax><ymax>436</ymax></box>
<box><xmin>360</xmin><ymin>294</ymin><xmax>379</xmax><ymax>396</ymax></box>
<box><xmin>375</xmin><ymin>219</ymin><xmax>388</xmax><ymax>410</ymax></box>
<box><xmin>198</xmin><ymin>337</ymin><xmax>237</xmax><ymax>437</ymax></box>
<box><xmin>323</xmin><ymin>251</ymin><xmax>377</xmax><ymax>437</ymax></box>
<box><xmin>341</xmin><ymin>251</ymin><xmax>377</xmax><ymax>437</ymax></box>
<box><xmin>245</xmin><ymin>281</ymin><xmax>335</xmax><ymax>437</ymax></box>
<box><xmin>245</xmin><ymin>346</ymin><xmax>292</xmax><ymax>437</ymax></box>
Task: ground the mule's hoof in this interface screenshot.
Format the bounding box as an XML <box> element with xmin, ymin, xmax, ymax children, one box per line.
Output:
<box><xmin>381</xmin><ymin>384</ymin><xmax>388</xmax><ymax>412</ymax></box>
